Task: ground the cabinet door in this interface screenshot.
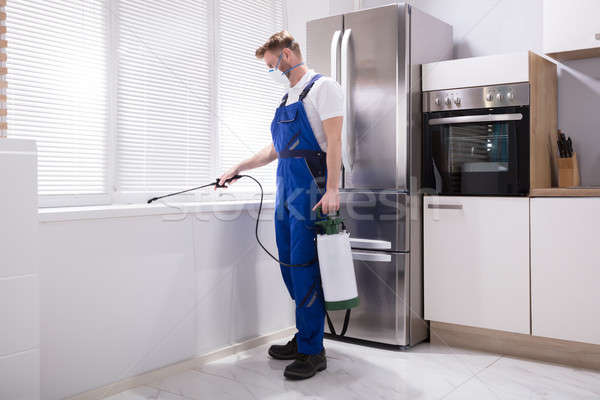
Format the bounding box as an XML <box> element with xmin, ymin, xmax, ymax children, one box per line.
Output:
<box><xmin>424</xmin><ymin>196</ymin><xmax>530</xmax><ymax>334</ymax></box>
<box><xmin>543</xmin><ymin>0</ymin><xmax>600</xmax><ymax>54</ymax></box>
<box><xmin>531</xmin><ymin>198</ymin><xmax>600</xmax><ymax>345</ymax></box>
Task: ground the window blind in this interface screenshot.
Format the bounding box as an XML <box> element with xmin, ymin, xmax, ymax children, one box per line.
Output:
<box><xmin>0</xmin><ymin>1</ymin><xmax>6</xmax><ymax>137</ymax></box>
<box><xmin>216</xmin><ymin>0</ymin><xmax>285</xmax><ymax>192</ymax></box>
<box><xmin>116</xmin><ymin>0</ymin><xmax>212</xmax><ymax>194</ymax></box>
<box><xmin>6</xmin><ymin>0</ymin><xmax>108</xmax><ymax>198</ymax></box>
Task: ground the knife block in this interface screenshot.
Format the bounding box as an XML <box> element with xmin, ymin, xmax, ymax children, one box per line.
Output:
<box><xmin>558</xmin><ymin>152</ymin><xmax>581</xmax><ymax>188</ymax></box>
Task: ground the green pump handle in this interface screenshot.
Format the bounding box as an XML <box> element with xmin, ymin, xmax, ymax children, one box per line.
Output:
<box><xmin>314</xmin><ymin>206</ymin><xmax>344</xmax><ymax>235</ymax></box>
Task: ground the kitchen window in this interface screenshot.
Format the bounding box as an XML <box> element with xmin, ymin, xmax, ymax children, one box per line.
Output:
<box><xmin>6</xmin><ymin>0</ymin><xmax>284</xmax><ymax>207</ymax></box>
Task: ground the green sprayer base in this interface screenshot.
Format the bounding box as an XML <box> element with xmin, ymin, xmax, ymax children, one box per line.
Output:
<box><xmin>325</xmin><ymin>297</ymin><xmax>360</xmax><ymax>311</ymax></box>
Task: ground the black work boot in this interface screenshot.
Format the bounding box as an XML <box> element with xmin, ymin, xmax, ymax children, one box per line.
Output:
<box><xmin>283</xmin><ymin>348</ymin><xmax>327</xmax><ymax>380</ymax></box>
<box><xmin>268</xmin><ymin>336</ymin><xmax>299</xmax><ymax>360</ymax></box>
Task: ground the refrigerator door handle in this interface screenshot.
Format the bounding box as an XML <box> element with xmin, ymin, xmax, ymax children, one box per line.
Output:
<box><xmin>352</xmin><ymin>251</ymin><xmax>392</xmax><ymax>263</ymax></box>
<box><xmin>330</xmin><ymin>30</ymin><xmax>342</xmax><ymax>82</ymax></box>
<box><xmin>341</xmin><ymin>28</ymin><xmax>354</xmax><ymax>172</ymax></box>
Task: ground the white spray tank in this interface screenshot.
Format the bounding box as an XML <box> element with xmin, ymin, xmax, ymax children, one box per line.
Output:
<box><xmin>315</xmin><ymin>209</ymin><xmax>359</xmax><ymax>311</ymax></box>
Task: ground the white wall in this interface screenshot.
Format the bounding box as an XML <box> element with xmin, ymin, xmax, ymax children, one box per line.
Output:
<box><xmin>288</xmin><ymin>0</ymin><xmax>600</xmax><ymax>185</ymax></box>
<box><xmin>285</xmin><ymin>0</ymin><xmax>330</xmax><ymax>57</ymax></box>
<box><xmin>0</xmin><ymin>139</ymin><xmax>40</xmax><ymax>400</ymax></box>
<box><xmin>38</xmin><ymin>205</ymin><xmax>293</xmax><ymax>400</ymax></box>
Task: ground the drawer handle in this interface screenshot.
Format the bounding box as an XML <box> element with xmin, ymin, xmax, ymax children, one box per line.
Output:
<box><xmin>427</xmin><ymin>204</ymin><xmax>463</xmax><ymax>210</ymax></box>
<box><xmin>352</xmin><ymin>251</ymin><xmax>392</xmax><ymax>263</ymax></box>
<box><xmin>349</xmin><ymin>238</ymin><xmax>392</xmax><ymax>250</ymax></box>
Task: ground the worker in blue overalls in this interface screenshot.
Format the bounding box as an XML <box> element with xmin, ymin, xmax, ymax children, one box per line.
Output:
<box><xmin>218</xmin><ymin>31</ymin><xmax>344</xmax><ymax>380</ymax></box>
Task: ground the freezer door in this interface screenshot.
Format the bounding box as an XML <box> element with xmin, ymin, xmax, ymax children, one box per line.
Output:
<box><xmin>325</xmin><ymin>250</ymin><xmax>409</xmax><ymax>346</ymax></box>
<box><xmin>339</xmin><ymin>190</ymin><xmax>409</xmax><ymax>252</ymax></box>
<box><xmin>342</xmin><ymin>4</ymin><xmax>409</xmax><ymax>189</ymax></box>
<box><xmin>306</xmin><ymin>15</ymin><xmax>343</xmax><ymax>82</ymax></box>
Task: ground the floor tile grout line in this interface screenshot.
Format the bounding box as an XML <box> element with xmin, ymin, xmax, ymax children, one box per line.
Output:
<box><xmin>156</xmin><ymin>387</ymin><xmax>186</xmax><ymax>400</ymax></box>
<box><xmin>143</xmin><ymin>384</ymin><xmax>186</xmax><ymax>399</ymax></box>
<box><xmin>438</xmin><ymin>373</ymin><xmax>479</xmax><ymax>400</ymax></box>
<box><xmin>437</xmin><ymin>353</ymin><xmax>504</xmax><ymax>400</ymax></box>
<box><xmin>481</xmin><ymin>354</ymin><xmax>504</xmax><ymax>372</ymax></box>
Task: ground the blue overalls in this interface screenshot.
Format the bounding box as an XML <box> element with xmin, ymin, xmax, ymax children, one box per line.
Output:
<box><xmin>271</xmin><ymin>74</ymin><xmax>327</xmax><ymax>355</ymax></box>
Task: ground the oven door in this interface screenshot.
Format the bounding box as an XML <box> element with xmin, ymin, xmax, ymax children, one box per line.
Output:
<box><xmin>423</xmin><ymin>106</ymin><xmax>530</xmax><ymax>196</ymax></box>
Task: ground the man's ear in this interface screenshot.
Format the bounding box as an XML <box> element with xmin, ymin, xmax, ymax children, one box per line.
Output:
<box><xmin>281</xmin><ymin>47</ymin><xmax>292</xmax><ymax>61</ymax></box>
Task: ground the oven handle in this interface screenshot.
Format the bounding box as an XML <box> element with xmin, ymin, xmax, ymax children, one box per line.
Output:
<box><xmin>428</xmin><ymin>113</ymin><xmax>523</xmax><ymax>126</ymax></box>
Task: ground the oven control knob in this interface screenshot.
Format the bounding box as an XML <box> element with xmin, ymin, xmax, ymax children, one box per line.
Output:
<box><xmin>445</xmin><ymin>96</ymin><xmax>452</xmax><ymax>106</ymax></box>
<box><xmin>485</xmin><ymin>92</ymin><xmax>493</xmax><ymax>102</ymax></box>
<box><xmin>454</xmin><ymin>97</ymin><xmax>461</xmax><ymax>106</ymax></box>
<box><xmin>506</xmin><ymin>91</ymin><xmax>515</xmax><ymax>101</ymax></box>
<box><xmin>496</xmin><ymin>93</ymin><xmax>504</xmax><ymax>102</ymax></box>
<box><xmin>434</xmin><ymin>97</ymin><xmax>441</xmax><ymax>106</ymax></box>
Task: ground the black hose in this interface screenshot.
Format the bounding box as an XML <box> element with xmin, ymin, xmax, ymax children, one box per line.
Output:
<box><xmin>237</xmin><ymin>174</ymin><xmax>318</xmax><ymax>268</ymax></box>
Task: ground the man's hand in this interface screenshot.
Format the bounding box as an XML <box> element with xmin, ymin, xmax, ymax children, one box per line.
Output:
<box><xmin>313</xmin><ymin>189</ymin><xmax>340</xmax><ymax>214</ymax></box>
<box><xmin>217</xmin><ymin>164</ymin><xmax>241</xmax><ymax>189</ymax></box>
<box><xmin>217</xmin><ymin>144</ymin><xmax>277</xmax><ymax>189</ymax></box>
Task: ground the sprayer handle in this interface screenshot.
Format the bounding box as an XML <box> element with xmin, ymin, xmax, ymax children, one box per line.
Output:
<box><xmin>315</xmin><ymin>205</ymin><xmax>341</xmax><ymax>219</ymax></box>
<box><xmin>215</xmin><ymin>174</ymin><xmax>243</xmax><ymax>188</ymax></box>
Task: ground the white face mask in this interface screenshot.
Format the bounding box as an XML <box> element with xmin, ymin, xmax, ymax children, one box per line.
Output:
<box><xmin>267</xmin><ymin>68</ymin><xmax>290</xmax><ymax>87</ymax></box>
<box><xmin>267</xmin><ymin>51</ymin><xmax>304</xmax><ymax>88</ymax></box>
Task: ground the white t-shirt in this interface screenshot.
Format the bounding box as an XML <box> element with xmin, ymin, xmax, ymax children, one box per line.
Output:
<box><xmin>285</xmin><ymin>69</ymin><xmax>344</xmax><ymax>152</ymax></box>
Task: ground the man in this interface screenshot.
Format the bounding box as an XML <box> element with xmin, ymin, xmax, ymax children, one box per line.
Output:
<box><xmin>218</xmin><ymin>30</ymin><xmax>344</xmax><ymax>380</ymax></box>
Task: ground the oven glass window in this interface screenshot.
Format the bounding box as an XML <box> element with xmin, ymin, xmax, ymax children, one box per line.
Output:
<box><xmin>429</xmin><ymin>119</ymin><xmax>522</xmax><ymax>194</ymax></box>
<box><xmin>424</xmin><ymin>105</ymin><xmax>530</xmax><ymax>196</ymax></box>
<box><xmin>445</xmin><ymin>123</ymin><xmax>510</xmax><ymax>173</ymax></box>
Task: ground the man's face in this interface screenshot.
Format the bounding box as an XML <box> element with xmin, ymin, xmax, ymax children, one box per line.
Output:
<box><xmin>264</xmin><ymin>49</ymin><xmax>290</xmax><ymax>73</ymax></box>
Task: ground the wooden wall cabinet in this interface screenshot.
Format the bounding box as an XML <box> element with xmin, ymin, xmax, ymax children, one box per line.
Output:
<box><xmin>530</xmin><ymin>198</ymin><xmax>600</xmax><ymax>345</ymax></box>
<box><xmin>544</xmin><ymin>0</ymin><xmax>600</xmax><ymax>60</ymax></box>
<box><xmin>424</xmin><ymin>196</ymin><xmax>530</xmax><ymax>334</ymax></box>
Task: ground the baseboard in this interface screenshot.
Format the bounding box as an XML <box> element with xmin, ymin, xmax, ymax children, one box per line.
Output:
<box><xmin>66</xmin><ymin>326</ymin><xmax>296</xmax><ymax>400</ymax></box>
<box><xmin>430</xmin><ymin>321</ymin><xmax>600</xmax><ymax>371</ymax></box>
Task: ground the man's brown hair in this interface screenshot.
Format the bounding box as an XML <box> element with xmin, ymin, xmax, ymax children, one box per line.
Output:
<box><xmin>255</xmin><ymin>30</ymin><xmax>301</xmax><ymax>59</ymax></box>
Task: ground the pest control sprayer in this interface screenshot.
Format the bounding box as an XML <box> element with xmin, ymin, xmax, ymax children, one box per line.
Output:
<box><xmin>314</xmin><ymin>209</ymin><xmax>359</xmax><ymax>311</ymax></box>
<box><xmin>147</xmin><ymin>174</ymin><xmax>360</xmax><ymax>336</ymax></box>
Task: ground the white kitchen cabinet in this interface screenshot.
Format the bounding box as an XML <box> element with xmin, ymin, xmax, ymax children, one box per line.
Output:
<box><xmin>424</xmin><ymin>196</ymin><xmax>530</xmax><ymax>334</ymax></box>
<box><xmin>530</xmin><ymin>198</ymin><xmax>600</xmax><ymax>345</ymax></box>
<box><xmin>543</xmin><ymin>0</ymin><xmax>600</xmax><ymax>60</ymax></box>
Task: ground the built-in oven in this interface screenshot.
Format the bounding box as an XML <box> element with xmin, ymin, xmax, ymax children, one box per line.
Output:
<box><xmin>422</xmin><ymin>83</ymin><xmax>530</xmax><ymax>196</ymax></box>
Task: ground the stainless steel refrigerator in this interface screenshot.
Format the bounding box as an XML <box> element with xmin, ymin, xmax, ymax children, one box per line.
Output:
<box><xmin>307</xmin><ymin>3</ymin><xmax>453</xmax><ymax>348</ymax></box>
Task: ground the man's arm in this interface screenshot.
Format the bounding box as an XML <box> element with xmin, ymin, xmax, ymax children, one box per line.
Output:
<box><xmin>218</xmin><ymin>143</ymin><xmax>277</xmax><ymax>186</ymax></box>
<box><xmin>312</xmin><ymin>116</ymin><xmax>342</xmax><ymax>214</ymax></box>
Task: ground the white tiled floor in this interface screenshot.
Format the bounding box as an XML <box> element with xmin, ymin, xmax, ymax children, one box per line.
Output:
<box><xmin>104</xmin><ymin>337</ymin><xmax>600</xmax><ymax>400</ymax></box>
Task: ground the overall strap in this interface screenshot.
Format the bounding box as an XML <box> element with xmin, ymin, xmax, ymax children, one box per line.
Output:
<box><xmin>299</xmin><ymin>74</ymin><xmax>323</xmax><ymax>102</ymax></box>
<box><xmin>278</xmin><ymin>73</ymin><xmax>323</xmax><ymax>108</ymax></box>
<box><xmin>279</xmin><ymin>93</ymin><xmax>289</xmax><ymax>108</ymax></box>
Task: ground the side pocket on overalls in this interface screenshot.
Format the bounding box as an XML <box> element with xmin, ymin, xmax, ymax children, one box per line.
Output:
<box><xmin>297</xmin><ymin>278</ymin><xmax>320</xmax><ymax>309</ymax></box>
<box><xmin>303</xmin><ymin>157</ymin><xmax>326</xmax><ymax>191</ymax></box>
